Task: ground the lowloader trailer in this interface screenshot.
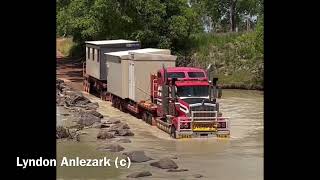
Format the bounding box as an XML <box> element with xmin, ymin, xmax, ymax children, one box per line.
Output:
<box><xmin>83</xmin><ymin>40</ymin><xmax>230</xmax><ymax>139</ymax></box>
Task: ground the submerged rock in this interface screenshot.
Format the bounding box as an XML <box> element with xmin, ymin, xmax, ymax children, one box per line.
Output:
<box><xmin>84</xmin><ymin>102</ymin><xmax>99</xmax><ymax>110</ymax></box>
<box><xmin>100</xmin><ymin>123</ymin><xmax>110</xmax><ymax>128</ymax></box>
<box><xmin>92</xmin><ymin>122</ymin><xmax>102</xmax><ymax>128</ymax></box>
<box><xmin>106</xmin><ymin>118</ymin><xmax>121</xmax><ymax>124</ymax></box>
<box><xmin>97</xmin><ymin>130</ymin><xmax>115</xmax><ymax>139</ymax></box>
<box><xmin>87</xmin><ymin>110</ymin><xmax>103</xmax><ymax>118</ymax></box>
<box><xmin>116</xmin><ymin>138</ymin><xmax>131</xmax><ymax>143</ymax></box>
<box><xmin>127</xmin><ymin>171</ymin><xmax>152</xmax><ymax>178</ymax></box>
<box><xmin>167</xmin><ymin>169</ymin><xmax>188</xmax><ymax>172</ymax></box>
<box><xmin>123</xmin><ymin>151</ymin><xmax>153</xmax><ymax>163</ymax></box>
<box><xmin>77</xmin><ymin>112</ymin><xmax>101</xmax><ymax>126</ymax></box>
<box><xmin>193</xmin><ymin>174</ymin><xmax>204</xmax><ymax>178</ymax></box>
<box><xmin>66</xmin><ymin>93</ymin><xmax>90</xmax><ymax>106</ymax></box>
<box><xmin>165</xmin><ymin>155</ymin><xmax>178</xmax><ymax>159</ymax></box>
<box><xmin>56</xmin><ymin>126</ymin><xmax>69</xmax><ymax>139</ymax></box>
<box><xmin>109</xmin><ymin>122</ymin><xmax>130</xmax><ymax>131</ymax></box>
<box><xmin>115</xmin><ymin>129</ymin><xmax>134</xmax><ymax>136</ymax></box>
<box><xmin>56</xmin><ymin>96</ymin><xmax>65</xmax><ymax>106</ymax></box>
<box><xmin>56</xmin><ymin>79</ymin><xmax>64</xmax><ymax>84</ymax></box>
<box><xmin>150</xmin><ymin>158</ymin><xmax>178</xmax><ymax>169</ymax></box>
<box><xmin>97</xmin><ymin>144</ymin><xmax>124</xmax><ymax>152</ymax></box>
<box><xmin>56</xmin><ymin>79</ymin><xmax>66</xmax><ymax>93</ymax></box>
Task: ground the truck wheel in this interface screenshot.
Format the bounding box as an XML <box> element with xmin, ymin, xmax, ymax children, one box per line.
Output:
<box><xmin>87</xmin><ymin>83</ymin><xmax>91</xmax><ymax>93</ymax></box>
<box><xmin>83</xmin><ymin>80</ymin><xmax>86</xmax><ymax>92</ymax></box>
<box><xmin>142</xmin><ymin>112</ymin><xmax>147</xmax><ymax>122</ymax></box>
<box><xmin>147</xmin><ymin>114</ymin><xmax>152</xmax><ymax>125</ymax></box>
<box><xmin>170</xmin><ymin>126</ymin><xmax>177</xmax><ymax>139</ymax></box>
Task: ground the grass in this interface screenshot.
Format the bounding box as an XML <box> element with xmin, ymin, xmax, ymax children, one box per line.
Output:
<box><xmin>218</xmin><ymin>70</ymin><xmax>263</xmax><ymax>90</ymax></box>
<box><xmin>219</xmin><ymin>71</ymin><xmax>252</xmax><ymax>85</ymax></box>
<box><xmin>190</xmin><ymin>32</ymin><xmax>264</xmax><ymax>90</ymax></box>
<box><xmin>57</xmin><ymin>37</ymin><xmax>76</xmax><ymax>57</ymax></box>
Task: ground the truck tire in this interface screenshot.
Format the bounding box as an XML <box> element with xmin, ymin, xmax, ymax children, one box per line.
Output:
<box><xmin>142</xmin><ymin>112</ymin><xmax>147</xmax><ymax>122</ymax></box>
<box><xmin>147</xmin><ymin>113</ymin><xmax>152</xmax><ymax>125</ymax></box>
<box><xmin>119</xmin><ymin>103</ymin><xmax>123</xmax><ymax>112</ymax></box>
<box><xmin>111</xmin><ymin>96</ymin><xmax>116</xmax><ymax>107</ymax></box>
<box><xmin>100</xmin><ymin>91</ymin><xmax>107</xmax><ymax>101</ymax></box>
<box><xmin>170</xmin><ymin>126</ymin><xmax>177</xmax><ymax>139</ymax></box>
<box><xmin>84</xmin><ymin>80</ymin><xmax>89</xmax><ymax>93</ymax></box>
<box><xmin>116</xmin><ymin>101</ymin><xmax>120</xmax><ymax>109</ymax></box>
<box><xmin>119</xmin><ymin>103</ymin><xmax>127</xmax><ymax>113</ymax></box>
<box><xmin>87</xmin><ymin>82</ymin><xmax>91</xmax><ymax>93</ymax></box>
<box><xmin>83</xmin><ymin>80</ymin><xmax>86</xmax><ymax>92</ymax></box>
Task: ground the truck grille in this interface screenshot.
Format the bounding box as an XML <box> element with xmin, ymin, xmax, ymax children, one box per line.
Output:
<box><xmin>190</xmin><ymin>105</ymin><xmax>215</xmax><ymax>112</ymax></box>
<box><xmin>190</xmin><ymin>105</ymin><xmax>216</xmax><ymax>119</ymax></box>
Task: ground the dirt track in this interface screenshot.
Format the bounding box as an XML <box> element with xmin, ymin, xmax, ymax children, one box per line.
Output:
<box><xmin>57</xmin><ymin>50</ymin><xmax>64</xmax><ymax>59</ymax></box>
<box><xmin>56</xmin><ymin>53</ymin><xmax>84</xmax><ymax>91</ymax></box>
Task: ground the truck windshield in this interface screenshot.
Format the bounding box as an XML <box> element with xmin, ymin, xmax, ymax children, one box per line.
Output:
<box><xmin>177</xmin><ymin>86</ymin><xmax>209</xmax><ymax>97</ymax></box>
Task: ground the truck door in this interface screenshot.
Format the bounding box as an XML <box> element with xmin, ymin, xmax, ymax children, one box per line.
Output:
<box><xmin>128</xmin><ymin>60</ymin><xmax>135</xmax><ymax>100</ymax></box>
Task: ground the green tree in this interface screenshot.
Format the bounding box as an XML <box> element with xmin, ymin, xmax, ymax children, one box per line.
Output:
<box><xmin>190</xmin><ymin>0</ymin><xmax>262</xmax><ymax>32</ymax></box>
<box><xmin>57</xmin><ymin>0</ymin><xmax>203</xmax><ymax>64</ymax></box>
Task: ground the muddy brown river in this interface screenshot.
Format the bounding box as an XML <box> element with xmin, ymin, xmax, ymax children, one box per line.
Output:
<box><xmin>57</xmin><ymin>89</ymin><xmax>263</xmax><ymax>180</ymax></box>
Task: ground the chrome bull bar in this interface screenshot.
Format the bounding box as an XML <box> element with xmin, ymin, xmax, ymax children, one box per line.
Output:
<box><xmin>177</xmin><ymin>111</ymin><xmax>230</xmax><ymax>134</ymax></box>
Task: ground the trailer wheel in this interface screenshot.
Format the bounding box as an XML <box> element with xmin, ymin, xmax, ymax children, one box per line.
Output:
<box><xmin>85</xmin><ymin>82</ymin><xmax>90</xmax><ymax>93</ymax></box>
<box><xmin>83</xmin><ymin>80</ymin><xmax>88</xmax><ymax>92</ymax></box>
<box><xmin>100</xmin><ymin>91</ymin><xmax>106</xmax><ymax>101</ymax></box>
<box><xmin>111</xmin><ymin>96</ymin><xmax>116</xmax><ymax>107</ymax></box>
<box><xmin>170</xmin><ymin>126</ymin><xmax>177</xmax><ymax>139</ymax></box>
<box><xmin>119</xmin><ymin>103</ymin><xmax>127</xmax><ymax>113</ymax></box>
<box><xmin>87</xmin><ymin>82</ymin><xmax>91</xmax><ymax>93</ymax></box>
<box><xmin>115</xmin><ymin>100</ymin><xmax>120</xmax><ymax>109</ymax></box>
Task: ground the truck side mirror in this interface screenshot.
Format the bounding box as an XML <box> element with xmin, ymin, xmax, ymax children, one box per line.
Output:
<box><xmin>162</xmin><ymin>84</ymin><xmax>169</xmax><ymax>115</ymax></box>
<box><xmin>212</xmin><ymin>78</ymin><xmax>218</xmax><ymax>86</ymax></box>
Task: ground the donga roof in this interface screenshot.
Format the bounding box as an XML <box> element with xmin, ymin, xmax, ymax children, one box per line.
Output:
<box><xmin>105</xmin><ymin>48</ymin><xmax>171</xmax><ymax>59</ymax></box>
<box><xmin>85</xmin><ymin>39</ymin><xmax>139</xmax><ymax>45</ymax></box>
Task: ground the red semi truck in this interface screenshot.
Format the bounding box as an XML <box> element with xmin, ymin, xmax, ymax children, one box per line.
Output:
<box><xmin>85</xmin><ymin>64</ymin><xmax>230</xmax><ymax>139</ymax></box>
<box><xmin>82</xmin><ymin>40</ymin><xmax>230</xmax><ymax>139</ymax></box>
<box><xmin>110</xmin><ymin>66</ymin><xmax>230</xmax><ymax>138</ymax></box>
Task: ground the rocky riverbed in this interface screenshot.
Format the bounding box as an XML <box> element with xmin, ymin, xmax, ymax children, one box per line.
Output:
<box><xmin>56</xmin><ymin>79</ymin><xmax>203</xmax><ymax>179</ymax></box>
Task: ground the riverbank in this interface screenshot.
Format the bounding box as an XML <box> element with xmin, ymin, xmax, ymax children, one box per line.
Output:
<box><xmin>220</xmin><ymin>84</ymin><xmax>263</xmax><ymax>91</ymax></box>
<box><xmin>189</xmin><ymin>32</ymin><xmax>264</xmax><ymax>90</ymax></box>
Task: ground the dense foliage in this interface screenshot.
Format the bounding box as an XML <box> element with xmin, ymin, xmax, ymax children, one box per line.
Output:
<box><xmin>57</xmin><ymin>0</ymin><xmax>264</xmax><ymax>89</ymax></box>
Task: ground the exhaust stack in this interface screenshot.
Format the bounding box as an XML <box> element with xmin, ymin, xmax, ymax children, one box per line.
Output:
<box><xmin>162</xmin><ymin>64</ymin><xmax>169</xmax><ymax>116</ymax></box>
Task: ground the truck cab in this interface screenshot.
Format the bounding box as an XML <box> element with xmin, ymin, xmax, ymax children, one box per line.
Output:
<box><xmin>152</xmin><ymin>67</ymin><xmax>230</xmax><ymax>138</ymax></box>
